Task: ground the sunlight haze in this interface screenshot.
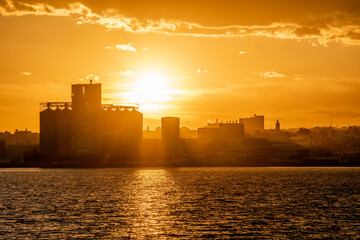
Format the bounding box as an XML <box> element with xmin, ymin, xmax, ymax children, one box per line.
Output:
<box><xmin>1</xmin><ymin>0</ymin><xmax>360</xmax><ymax>131</ymax></box>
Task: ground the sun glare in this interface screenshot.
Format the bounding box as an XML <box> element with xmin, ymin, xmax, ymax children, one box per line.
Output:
<box><xmin>122</xmin><ymin>70</ymin><xmax>175</xmax><ymax>113</ymax></box>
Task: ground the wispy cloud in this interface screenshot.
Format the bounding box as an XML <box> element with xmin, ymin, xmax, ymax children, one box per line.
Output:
<box><xmin>85</xmin><ymin>74</ymin><xmax>99</xmax><ymax>81</ymax></box>
<box><xmin>121</xmin><ymin>70</ymin><xmax>136</xmax><ymax>76</ymax></box>
<box><xmin>1</xmin><ymin>1</ymin><xmax>360</xmax><ymax>46</ymax></box>
<box><xmin>115</xmin><ymin>43</ymin><xmax>136</xmax><ymax>52</ymax></box>
<box><xmin>105</xmin><ymin>43</ymin><xmax>136</xmax><ymax>51</ymax></box>
<box><xmin>239</xmin><ymin>51</ymin><xmax>249</xmax><ymax>55</ymax></box>
<box><xmin>256</xmin><ymin>71</ymin><xmax>286</xmax><ymax>79</ymax></box>
<box><xmin>196</xmin><ymin>69</ymin><xmax>208</xmax><ymax>73</ymax></box>
<box><xmin>20</xmin><ymin>71</ymin><xmax>31</xmax><ymax>76</ymax></box>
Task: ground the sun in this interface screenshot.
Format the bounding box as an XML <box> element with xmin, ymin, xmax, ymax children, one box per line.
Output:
<box><xmin>122</xmin><ymin>70</ymin><xmax>174</xmax><ymax>112</ymax></box>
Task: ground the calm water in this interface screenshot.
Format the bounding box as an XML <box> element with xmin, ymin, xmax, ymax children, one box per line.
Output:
<box><xmin>0</xmin><ymin>167</ymin><xmax>359</xmax><ymax>239</ymax></box>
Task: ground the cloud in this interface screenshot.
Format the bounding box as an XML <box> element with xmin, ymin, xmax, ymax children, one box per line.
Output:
<box><xmin>20</xmin><ymin>72</ymin><xmax>31</xmax><ymax>76</ymax></box>
<box><xmin>105</xmin><ymin>44</ymin><xmax>136</xmax><ymax>51</ymax></box>
<box><xmin>196</xmin><ymin>69</ymin><xmax>208</xmax><ymax>73</ymax></box>
<box><xmin>115</xmin><ymin>43</ymin><xmax>136</xmax><ymax>52</ymax></box>
<box><xmin>239</xmin><ymin>51</ymin><xmax>249</xmax><ymax>55</ymax></box>
<box><xmin>85</xmin><ymin>74</ymin><xmax>99</xmax><ymax>81</ymax></box>
<box><xmin>121</xmin><ymin>70</ymin><xmax>136</xmax><ymax>76</ymax></box>
<box><xmin>256</xmin><ymin>71</ymin><xmax>286</xmax><ymax>79</ymax></box>
<box><xmin>0</xmin><ymin>0</ymin><xmax>75</xmax><ymax>17</ymax></box>
<box><xmin>1</xmin><ymin>1</ymin><xmax>360</xmax><ymax>46</ymax></box>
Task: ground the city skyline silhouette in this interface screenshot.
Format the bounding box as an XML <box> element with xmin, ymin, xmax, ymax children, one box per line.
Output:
<box><xmin>0</xmin><ymin>79</ymin><xmax>357</xmax><ymax>168</ymax></box>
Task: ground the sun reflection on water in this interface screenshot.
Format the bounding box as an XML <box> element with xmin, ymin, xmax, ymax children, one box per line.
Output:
<box><xmin>129</xmin><ymin>169</ymin><xmax>179</xmax><ymax>236</ymax></box>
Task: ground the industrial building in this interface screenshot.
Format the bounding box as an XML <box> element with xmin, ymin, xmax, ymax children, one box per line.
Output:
<box><xmin>161</xmin><ymin>117</ymin><xmax>180</xmax><ymax>158</ymax></box>
<box><xmin>198</xmin><ymin>120</ymin><xmax>245</xmax><ymax>140</ymax></box>
<box><xmin>102</xmin><ymin>104</ymin><xmax>143</xmax><ymax>157</ymax></box>
<box><xmin>40</xmin><ymin>104</ymin><xmax>72</xmax><ymax>156</ymax></box>
<box><xmin>161</xmin><ymin>117</ymin><xmax>180</xmax><ymax>142</ymax></box>
<box><xmin>72</xmin><ymin>82</ymin><xmax>102</xmax><ymax>155</ymax></box>
<box><xmin>40</xmin><ymin>81</ymin><xmax>142</xmax><ymax>157</ymax></box>
<box><xmin>197</xmin><ymin>115</ymin><xmax>264</xmax><ymax>139</ymax></box>
<box><xmin>239</xmin><ymin>115</ymin><xmax>264</xmax><ymax>135</ymax></box>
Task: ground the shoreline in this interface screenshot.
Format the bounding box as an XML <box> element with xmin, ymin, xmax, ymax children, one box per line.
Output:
<box><xmin>1</xmin><ymin>162</ymin><xmax>360</xmax><ymax>168</ymax></box>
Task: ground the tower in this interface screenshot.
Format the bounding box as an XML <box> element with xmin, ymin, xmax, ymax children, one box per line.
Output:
<box><xmin>275</xmin><ymin>120</ymin><xmax>280</xmax><ymax>131</ymax></box>
<box><xmin>71</xmin><ymin>81</ymin><xmax>102</xmax><ymax>155</ymax></box>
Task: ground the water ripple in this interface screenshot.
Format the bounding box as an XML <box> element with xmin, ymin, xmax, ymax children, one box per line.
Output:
<box><xmin>0</xmin><ymin>167</ymin><xmax>359</xmax><ymax>239</ymax></box>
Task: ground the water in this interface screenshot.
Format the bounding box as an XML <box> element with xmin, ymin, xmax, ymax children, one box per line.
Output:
<box><xmin>0</xmin><ymin>167</ymin><xmax>359</xmax><ymax>239</ymax></box>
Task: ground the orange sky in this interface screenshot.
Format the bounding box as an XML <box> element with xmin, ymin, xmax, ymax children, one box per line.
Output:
<box><xmin>1</xmin><ymin>0</ymin><xmax>360</xmax><ymax>131</ymax></box>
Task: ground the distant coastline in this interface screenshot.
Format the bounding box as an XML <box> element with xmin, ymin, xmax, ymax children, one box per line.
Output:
<box><xmin>1</xmin><ymin>154</ymin><xmax>360</xmax><ymax>168</ymax></box>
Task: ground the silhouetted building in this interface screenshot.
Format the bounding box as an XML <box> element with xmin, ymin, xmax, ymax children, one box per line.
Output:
<box><xmin>198</xmin><ymin>121</ymin><xmax>244</xmax><ymax>140</ymax></box>
<box><xmin>239</xmin><ymin>115</ymin><xmax>264</xmax><ymax>135</ymax></box>
<box><xmin>40</xmin><ymin>81</ymin><xmax>143</xmax><ymax>158</ymax></box>
<box><xmin>140</xmin><ymin>138</ymin><xmax>164</xmax><ymax>164</ymax></box>
<box><xmin>143</xmin><ymin>127</ymin><xmax>161</xmax><ymax>138</ymax></box>
<box><xmin>40</xmin><ymin>104</ymin><xmax>72</xmax><ymax>156</ymax></box>
<box><xmin>180</xmin><ymin>126</ymin><xmax>198</xmax><ymax>138</ymax></box>
<box><xmin>0</xmin><ymin>129</ymin><xmax>39</xmax><ymax>145</ymax></box>
<box><xmin>161</xmin><ymin>117</ymin><xmax>180</xmax><ymax>141</ymax></box>
<box><xmin>102</xmin><ymin>105</ymin><xmax>143</xmax><ymax>156</ymax></box>
<box><xmin>276</xmin><ymin>120</ymin><xmax>280</xmax><ymax>131</ymax></box>
<box><xmin>161</xmin><ymin>117</ymin><xmax>180</xmax><ymax>158</ymax></box>
<box><xmin>72</xmin><ymin>83</ymin><xmax>102</xmax><ymax>155</ymax></box>
<box><xmin>40</xmin><ymin>107</ymin><xmax>57</xmax><ymax>155</ymax></box>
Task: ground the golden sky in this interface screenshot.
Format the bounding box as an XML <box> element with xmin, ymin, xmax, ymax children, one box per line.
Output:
<box><xmin>1</xmin><ymin>0</ymin><xmax>360</xmax><ymax>131</ymax></box>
